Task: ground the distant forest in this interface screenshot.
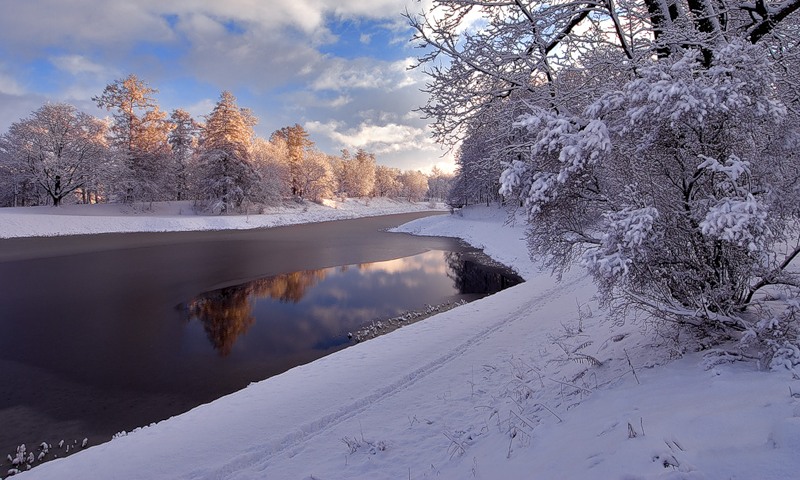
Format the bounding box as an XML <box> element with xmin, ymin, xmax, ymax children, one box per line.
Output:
<box><xmin>0</xmin><ymin>75</ymin><xmax>454</xmax><ymax>212</ymax></box>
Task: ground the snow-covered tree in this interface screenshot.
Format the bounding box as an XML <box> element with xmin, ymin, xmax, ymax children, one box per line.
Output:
<box><xmin>411</xmin><ymin>0</ymin><xmax>800</xmax><ymax>351</ymax></box>
<box><xmin>352</xmin><ymin>149</ymin><xmax>376</xmax><ymax>197</ymax></box>
<box><xmin>410</xmin><ymin>0</ymin><xmax>800</xmax><ymax>143</ymax></box>
<box><xmin>427</xmin><ymin>166</ymin><xmax>453</xmax><ymax>202</ymax></box>
<box><xmin>0</xmin><ymin>143</ymin><xmax>39</xmax><ymax>206</ymax></box>
<box><xmin>250</xmin><ymin>136</ymin><xmax>292</xmax><ymax>203</ymax></box>
<box><xmin>167</xmin><ymin>109</ymin><xmax>200</xmax><ymax>201</ymax></box>
<box><xmin>501</xmin><ymin>44</ymin><xmax>799</xmax><ymax>329</ymax></box>
<box><xmin>1</xmin><ymin>103</ymin><xmax>108</xmax><ymax>206</ymax></box>
<box><xmin>398</xmin><ymin>170</ymin><xmax>429</xmax><ymax>201</ymax></box>
<box><xmin>296</xmin><ymin>150</ymin><xmax>335</xmax><ymax>202</ymax></box>
<box><xmin>338</xmin><ymin>148</ymin><xmax>377</xmax><ymax>198</ymax></box>
<box><xmin>94</xmin><ymin>74</ymin><xmax>170</xmax><ymax>202</ymax></box>
<box><xmin>450</xmin><ymin>119</ymin><xmax>509</xmax><ymax>206</ymax></box>
<box><xmin>197</xmin><ymin>91</ymin><xmax>260</xmax><ymax>213</ymax></box>
<box><xmin>270</xmin><ymin>124</ymin><xmax>314</xmax><ymax>197</ymax></box>
<box><xmin>374</xmin><ymin>165</ymin><xmax>402</xmax><ymax>198</ymax></box>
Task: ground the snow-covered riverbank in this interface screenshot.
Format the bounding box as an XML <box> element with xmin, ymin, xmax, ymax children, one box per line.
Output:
<box><xmin>8</xmin><ymin>205</ymin><xmax>800</xmax><ymax>479</ymax></box>
<box><xmin>0</xmin><ymin>198</ymin><xmax>443</xmax><ymax>239</ymax></box>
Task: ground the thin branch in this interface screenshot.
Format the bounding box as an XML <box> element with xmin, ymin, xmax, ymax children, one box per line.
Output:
<box><xmin>744</xmin><ymin>245</ymin><xmax>800</xmax><ymax>305</ymax></box>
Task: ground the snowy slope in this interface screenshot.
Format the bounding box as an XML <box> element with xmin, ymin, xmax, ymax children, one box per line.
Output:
<box><xmin>10</xmin><ymin>206</ymin><xmax>800</xmax><ymax>479</ymax></box>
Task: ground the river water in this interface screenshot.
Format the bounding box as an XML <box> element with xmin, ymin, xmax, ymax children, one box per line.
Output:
<box><xmin>0</xmin><ymin>212</ymin><xmax>521</xmax><ymax>463</ymax></box>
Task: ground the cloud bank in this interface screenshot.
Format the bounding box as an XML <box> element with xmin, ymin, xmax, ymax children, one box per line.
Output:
<box><xmin>0</xmin><ymin>0</ymin><xmax>449</xmax><ymax>171</ymax></box>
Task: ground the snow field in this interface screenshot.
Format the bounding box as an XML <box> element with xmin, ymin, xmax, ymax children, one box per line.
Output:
<box><xmin>8</xmin><ymin>204</ymin><xmax>800</xmax><ymax>479</ymax></box>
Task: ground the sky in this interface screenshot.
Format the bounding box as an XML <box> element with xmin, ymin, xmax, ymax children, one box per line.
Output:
<box><xmin>0</xmin><ymin>0</ymin><xmax>455</xmax><ymax>173</ymax></box>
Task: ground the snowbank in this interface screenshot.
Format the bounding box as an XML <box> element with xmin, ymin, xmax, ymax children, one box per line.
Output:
<box><xmin>11</xmin><ymin>205</ymin><xmax>800</xmax><ymax>479</ymax></box>
<box><xmin>0</xmin><ymin>198</ymin><xmax>443</xmax><ymax>239</ymax></box>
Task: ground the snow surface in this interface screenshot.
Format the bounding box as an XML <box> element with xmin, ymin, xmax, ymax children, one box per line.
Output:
<box><xmin>9</xmin><ymin>205</ymin><xmax>800</xmax><ymax>479</ymax></box>
<box><xmin>0</xmin><ymin>198</ymin><xmax>443</xmax><ymax>238</ymax></box>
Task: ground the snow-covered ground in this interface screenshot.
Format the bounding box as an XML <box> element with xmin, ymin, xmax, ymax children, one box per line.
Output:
<box><xmin>0</xmin><ymin>198</ymin><xmax>443</xmax><ymax>238</ymax></box>
<box><xmin>9</xmin><ymin>205</ymin><xmax>800</xmax><ymax>479</ymax></box>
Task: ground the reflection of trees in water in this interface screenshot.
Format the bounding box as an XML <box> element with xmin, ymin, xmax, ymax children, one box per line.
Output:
<box><xmin>263</xmin><ymin>270</ymin><xmax>327</xmax><ymax>303</ymax></box>
<box><xmin>185</xmin><ymin>254</ymin><xmax>521</xmax><ymax>356</ymax></box>
<box><xmin>444</xmin><ymin>252</ymin><xmax>523</xmax><ymax>295</ymax></box>
<box><xmin>188</xmin><ymin>287</ymin><xmax>255</xmax><ymax>356</ymax></box>
<box><xmin>185</xmin><ymin>269</ymin><xmax>328</xmax><ymax>355</ymax></box>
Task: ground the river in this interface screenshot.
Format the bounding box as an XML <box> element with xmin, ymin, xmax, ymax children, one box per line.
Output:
<box><xmin>0</xmin><ymin>212</ymin><xmax>521</xmax><ymax>463</ymax></box>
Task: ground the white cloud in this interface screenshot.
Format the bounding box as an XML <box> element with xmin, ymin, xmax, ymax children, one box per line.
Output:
<box><xmin>0</xmin><ymin>1</ymin><xmax>173</xmax><ymax>53</ymax></box>
<box><xmin>0</xmin><ymin>1</ymin><xmax>424</xmax><ymax>96</ymax></box>
<box><xmin>428</xmin><ymin>157</ymin><xmax>457</xmax><ymax>175</ymax></box>
<box><xmin>311</xmin><ymin>61</ymin><xmax>380</xmax><ymax>91</ymax></box>
<box><xmin>282</xmin><ymin>92</ymin><xmax>354</xmax><ymax>113</ymax></box>
<box><xmin>305</xmin><ymin>116</ymin><xmax>449</xmax><ymax>172</ymax></box>
<box><xmin>50</xmin><ymin>55</ymin><xmax>114</xmax><ymax>77</ymax></box>
<box><xmin>173</xmin><ymin>13</ymin><xmax>323</xmax><ymax>92</ymax></box>
<box><xmin>0</xmin><ymin>0</ymin><xmax>447</xmax><ymax>172</ymax></box>
<box><xmin>0</xmin><ymin>1</ymin><xmax>427</xmax><ymax>52</ymax></box>
<box><xmin>306</xmin><ymin>119</ymin><xmax>438</xmax><ymax>155</ymax></box>
<box><xmin>328</xmin><ymin>95</ymin><xmax>353</xmax><ymax>108</ymax></box>
<box><xmin>185</xmin><ymin>98</ymin><xmax>218</xmax><ymax>121</ymax></box>
<box><xmin>311</xmin><ymin>57</ymin><xmax>419</xmax><ymax>92</ymax></box>
<box><xmin>0</xmin><ymin>69</ymin><xmax>25</xmax><ymax>96</ymax></box>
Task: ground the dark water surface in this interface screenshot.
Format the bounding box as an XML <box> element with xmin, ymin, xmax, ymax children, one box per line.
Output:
<box><xmin>0</xmin><ymin>212</ymin><xmax>521</xmax><ymax>460</ymax></box>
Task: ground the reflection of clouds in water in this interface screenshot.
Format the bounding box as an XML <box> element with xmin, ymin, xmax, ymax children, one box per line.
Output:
<box><xmin>374</xmin><ymin>274</ymin><xmax>422</xmax><ymax>290</ymax></box>
<box><xmin>319</xmin><ymin>285</ymin><xmax>350</xmax><ymax>302</ymax></box>
<box><xmin>306</xmin><ymin>305</ymin><xmax>383</xmax><ymax>332</ymax></box>
<box><xmin>358</xmin><ymin>250</ymin><xmax>449</xmax><ymax>277</ymax></box>
<box><xmin>183</xmin><ymin>249</ymin><xmax>521</xmax><ymax>357</ymax></box>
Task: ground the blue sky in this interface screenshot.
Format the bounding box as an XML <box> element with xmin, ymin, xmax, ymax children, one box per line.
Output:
<box><xmin>0</xmin><ymin>0</ymin><xmax>453</xmax><ymax>172</ymax></box>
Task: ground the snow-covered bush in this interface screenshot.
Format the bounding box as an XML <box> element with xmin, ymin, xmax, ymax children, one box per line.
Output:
<box><xmin>411</xmin><ymin>0</ymin><xmax>800</xmax><ymax>359</ymax></box>
<box><xmin>501</xmin><ymin>42</ymin><xmax>800</xmax><ymax>351</ymax></box>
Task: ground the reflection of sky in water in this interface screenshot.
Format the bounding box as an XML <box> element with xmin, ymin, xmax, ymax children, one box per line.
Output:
<box><xmin>187</xmin><ymin>251</ymin><xmax>467</xmax><ymax>358</ymax></box>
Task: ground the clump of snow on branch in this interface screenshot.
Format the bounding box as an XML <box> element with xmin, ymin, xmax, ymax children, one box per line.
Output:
<box><xmin>697</xmin><ymin>155</ymin><xmax>751</xmax><ymax>186</ymax></box>
<box><xmin>741</xmin><ymin>298</ymin><xmax>800</xmax><ymax>372</ymax></box>
<box><xmin>617</xmin><ymin>45</ymin><xmax>786</xmax><ymax>130</ymax></box>
<box><xmin>582</xmin><ymin>207</ymin><xmax>659</xmax><ymax>279</ymax></box>
<box><xmin>700</xmin><ymin>195</ymin><xmax>769</xmax><ymax>252</ymax></box>
<box><xmin>500</xmin><ymin>108</ymin><xmax>611</xmax><ymax>214</ymax></box>
<box><xmin>696</xmin><ymin>155</ymin><xmax>770</xmax><ymax>251</ymax></box>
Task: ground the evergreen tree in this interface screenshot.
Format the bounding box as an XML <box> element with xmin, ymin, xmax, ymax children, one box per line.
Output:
<box><xmin>197</xmin><ymin>91</ymin><xmax>259</xmax><ymax>213</ymax></box>
<box><xmin>94</xmin><ymin>74</ymin><xmax>170</xmax><ymax>202</ymax></box>
<box><xmin>270</xmin><ymin>124</ymin><xmax>313</xmax><ymax>196</ymax></box>
<box><xmin>167</xmin><ymin>109</ymin><xmax>200</xmax><ymax>201</ymax></box>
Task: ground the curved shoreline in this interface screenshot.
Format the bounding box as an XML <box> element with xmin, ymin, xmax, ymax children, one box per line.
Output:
<box><xmin>0</xmin><ymin>199</ymin><xmax>445</xmax><ymax>240</ymax></box>
<box><xmin>0</xmin><ymin>210</ymin><xmax>448</xmax><ymax>263</ymax></box>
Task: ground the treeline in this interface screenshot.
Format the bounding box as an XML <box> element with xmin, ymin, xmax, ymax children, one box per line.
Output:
<box><xmin>0</xmin><ymin>74</ymin><xmax>453</xmax><ymax>212</ymax></box>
